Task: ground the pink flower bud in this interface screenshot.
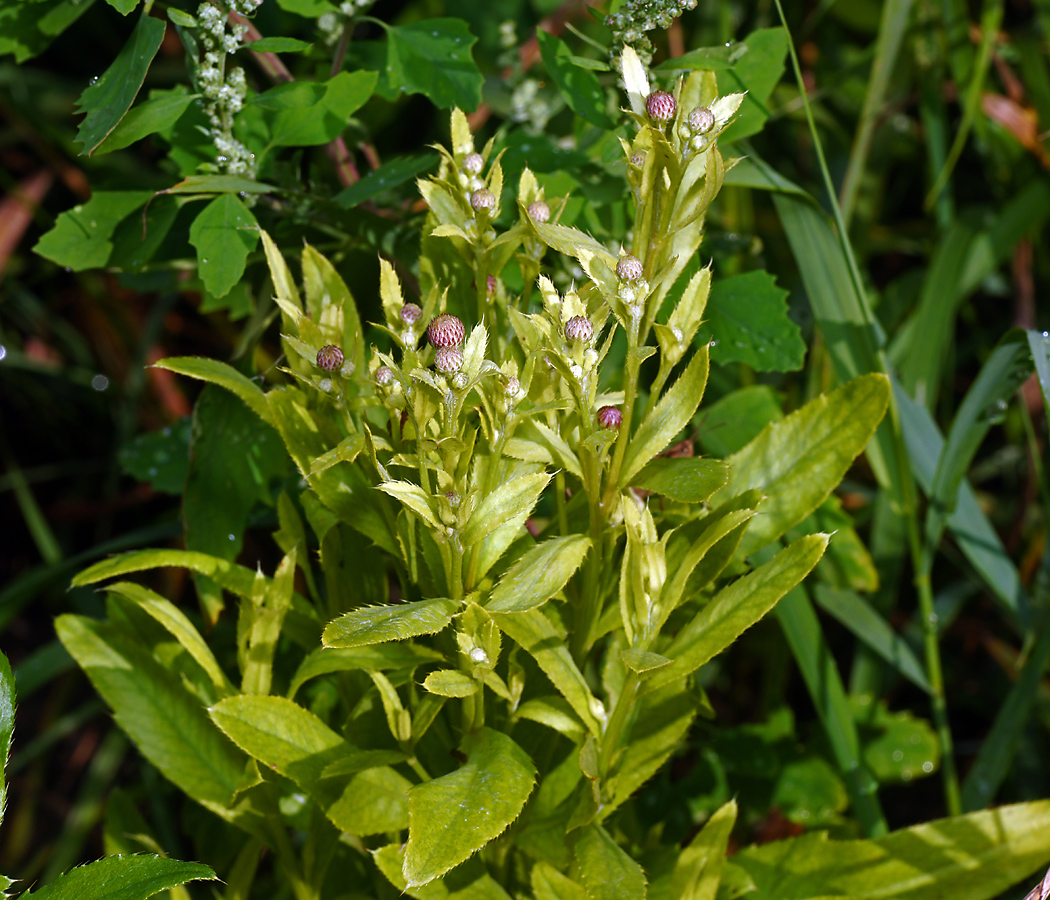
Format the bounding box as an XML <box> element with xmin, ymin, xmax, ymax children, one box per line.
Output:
<box><xmin>688</xmin><ymin>106</ymin><xmax>715</xmax><ymax>134</ymax></box>
<box><xmin>564</xmin><ymin>315</ymin><xmax>593</xmax><ymax>343</ymax></box>
<box><xmin>645</xmin><ymin>90</ymin><xmax>676</xmax><ymax>123</ymax></box>
<box><xmin>470</xmin><ymin>188</ymin><xmax>495</xmax><ymax>211</ymax></box>
<box><xmin>316</xmin><ymin>345</ymin><xmax>344</xmax><ymax>371</ymax></box>
<box><xmin>428</xmin><ymin>313</ymin><xmax>466</xmax><ymax>348</ymax></box>
<box><xmin>434</xmin><ymin>346</ymin><xmax>464</xmax><ymax>374</ymax></box>
<box><xmin>400</xmin><ymin>303</ymin><xmax>423</xmax><ymax>325</ymax></box>
<box><xmin>597</xmin><ymin>405</ymin><xmax>623</xmax><ymax>429</ymax></box>
<box><xmin>462</xmin><ymin>152</ymin><xmax>483</xmax><ymax>174</ymax></box>
<box><xmin>616</xmin><ymin>255</ymin><xmax>644</xmax><ymax>282</ymax></box>
<box><xmin>527</xmin><ymin>200</ymin><xmax>550</xmax><ymax>223</ymax></box>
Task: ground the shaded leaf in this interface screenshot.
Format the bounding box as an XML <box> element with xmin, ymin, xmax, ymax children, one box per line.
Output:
<box><xmin>334</xmin><ymin>153</ymin><xmax>439</xmax><ymax>209</ymax></box>
<box><xmin>118</xmin><ymin>418</ymin><xmax>191</xmax><ymax>495</ymax></box>
<box><xmin>576</xmin><ymin>824</ymin><xmax>647</xmax><ymax>900</ymax></box>
<box><xmin>537</xmin><ymin>29</ymin><xmax>613</xmax><ymax>128</ymax></box>
<box><xmin>672</xmin><ymin>799</ymin><xmax>737</xmax><ymax>900</ymax></box>
<box><xmin>34</xmin><ymin>191</ymin><xmax>152</xmax><ymax>271</ymax></box>
<box><xmin>94</xmin><ymin>87</ymin><xmax>200</xmax><ymax>154</ymax></box>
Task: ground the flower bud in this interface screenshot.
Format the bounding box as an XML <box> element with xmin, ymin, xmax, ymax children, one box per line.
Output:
<box><xmin>428</xmin><ymin>313</ymin><xmax>466</xmax><ymax>348</ymax></box>
<box><xmin>629</xmin><ymin>152</ymin><xmax>645</xmax><ymax>168</ymax></box>
<box><xmin>400</xmin><ymin>303</ymin><xmax>423</xmax><ymax>325</ymax></box>
<box><xmin>316</xmin><ymin>345</ymin><xmax>344</xmax><ymax>371</ymax></box>
<box><xmin>597</xmin><ymin>405</ymin><xmax>623</xmax><ymax>429</ymax></box>
<box><xmin>645</xmin><ymin>90</ymin><xmax>676</xmax><ymax>123</ymax></box>
<box><xmin>564</xmin><ymin>315</ymin><xmax>593</xmax><ymax>343</ymax></box>
<box><xmin>462</xmin><ymin>152</ymin><xmax>484</xmax><ymax>174</ymax></box>
<box><xmin>688</xmin><ymin>106</ymin><xmax>715</xmax><ymax>134</ymax></box>
<box><xmin>470</xmin><ymin>188</ymin><xmax>495</xmax><ymax>211</ymax></box>
<box><xmin>374</xmin><ymin>365</ymin><xmax>394</xmax><ymax>386</ymax></box>
<box><xmin>616</xmin><ymin>255</ymin><xmax>644</xmax><ymax>282</ymax></box>
<box><xmin>434</xmin><ymin>346</ymin><xmax>464</xmax><ymax>374</ymax></box>
<box><xmin>527</xmin><ymin>200</ymin><xmax>550</xmax><ymax>223</ymax></box>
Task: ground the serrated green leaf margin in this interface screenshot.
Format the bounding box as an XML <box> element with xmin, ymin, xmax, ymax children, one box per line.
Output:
<box><xmin>711</xmin><ymin>373</ymin><xmax>890</xmax><ymax>555</ymax></box>
<box><xmin>75</xmin><ymin>12</ymin><xmax>165</xmax><ymax>155</ymax></box>
<box><xmin>630</xmin><ymin>457</ymin><xmax>729</xmax><ymax>503</ymax></box>
<box><xmin>576</xmin><ymin>824</ymin><xmax>648</xmax><ymax>900</ymax></box>
<box><xmin>24</xmin><ymin>854</ymin><xmax>215</xmax><ymax>900</ymax></box>
<box><xmin>486</xmin><ymin>535</ymin><xmax>590</xmax><ymax>614</ymax></box>
<box><xmin>152</xmin><ymin>357</ymin><xmax>276</xmax><ymax>428</ymax></box>
<box><xmin>0</xmin><ymin>650</ymin><xmax>13</xmax><ymax>822</ymax></box>
<box><xmin>72</xmin><ymin>548</ymin><xmax>260</xmax><ymax>597</ymax></box>
<box><xmin>672</xmin><ymin>799</ymin><xmax>736</xmax><ymax>900</ymax></box>
<box><xmin>403</xmin><ymin>728</ymin><xmax>536</xmax><ymax>887</ymax></box>
<box><xmin>323</xmin><ymin>598</ymin><xmax>459</xmax><ymax>649</ymax></box>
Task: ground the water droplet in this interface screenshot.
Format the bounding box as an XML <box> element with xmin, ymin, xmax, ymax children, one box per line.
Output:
<box><xmin>892</xmin><ymin>749</ymin><xmax>904</xmax><ymax>762</ymax></box>
<box><xmin>228</xmin><ymin>533</ymin><xmax>236</xmax><ymax>541</ymax></box>
<box><xmin>91</xmin><ymin>374</ymin><xmax>109</xmax><ymax>391</ymax></box>
<box><xmin>0</xmin><ymin>345</ymin><xmax>6</xmax><ymax>362</ymax></box>
<box><xmin>922</xmin><ymin>760</ymin><xmax>934</xmax><ymax>773</ymax></box>
<box><xmin>201</xmin><ymin>258</ymin><xmax>209</xmax><ymax>264</ymax></box>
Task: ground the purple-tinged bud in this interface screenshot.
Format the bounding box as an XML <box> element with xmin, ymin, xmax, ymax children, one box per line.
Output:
<box><xmin>428</xmin><ymin>313</ymin><xmax>466</xmax><ymax>348</ymax></box>
<box><xmin>470</xmin><ymin>188</ymin><xmax>495</xmax><ymax>211</ymax></box>
<box><xmin>564</xmin><ymin>315</ymin><xmax>593</xmax><ymax>343</ymax></box>
<box><xmin>462</xmin><ymin>152</ymin><xmax>484</xmax><ymax>174</ymax></box>
<box><xmin>616</xmin><ymin>255</ymin><xmax>644</xmax><ymax>282</ymax></box>
<box><xmin>629</xmin><ymin>152</ymin><xmax>645</xmax><ymax>168</ymax></box>
<box><xmin>527</xmin><ymin>200</ymin><xmax>550</xmax><ymax>223</ymax></box>
<box><xmin>597</xmin><ymin>405</ymin><xmax>623</xmax><ymax>429</ymax></box>
<box><xmin>434</xmin><ymin>346</ymin><xmax>464</xmax><ymax>374</ymax></box>
<box><xmin>445</xmin><ymin>490</ymin><xmax>461</xmax><ymax>507</ymax></box>
<box><xmin>645</xmin><ymin>90</ymin><xmax>676</xmax><ymax>123</ymax></box>
<box><xmin>374</xmin><ymin>366</ymin><xmax>394</xmax><ymax>386</ymax></box>
<box><xmin>316</xmin><ymin>345</ymin><xmax>344</xmax><ymax>371</ymax></box>
<box><xmin>688</xmin><ymin>106</ymin><xmax>716</xmax><ymax>134</ymax></box>
<box><xmin>400</xmin><ymin>303</ymin><xmax>423</xmax><ymax>325</ymax></box>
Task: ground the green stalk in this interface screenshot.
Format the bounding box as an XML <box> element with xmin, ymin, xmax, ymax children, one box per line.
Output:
<box><xmin>598</xmin><ymin>671</ymin><xmax>639</xmax><ymax>777</ymax></box>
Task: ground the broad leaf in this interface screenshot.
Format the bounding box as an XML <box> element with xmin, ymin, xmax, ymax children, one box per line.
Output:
<box><xmin>486</xmin><ymin>535</ymin><xmax>590</xmax><ymax>614</ymax></box>
<box><xmin>188</xmin><ymin>194</ymin><xmax>260</xmax><ymax>299</ymax></box>
<box><xmin>711</xmin><ymin>374</ymin><xmax>889</xmax><ymax>555</ymax></box>
<box><xmin>461</xmin><ymin>473</ymin><xmax>551</xmax><ymax>548</ymax></box>
<box><xmin>24</xmin><ymin>854</ymin><xmax>216</xmax><ymax>900</ymax></box>
<box><xmin>718</xmin><ymin>28</ymin><xmax>789</xmax><ymax>144</ymax></box>
<box><xmin>323</xmin><ymin>598</ymin><xmax>459</xmax><ymax>648</ymax></box>
<box><xmin>34</xmin><ymin>191</ymin><xmax>152</xmax><ymax>270</ymax></box>
<box><xmin>0</xmin><ymin>0</ymin><xmax>98</xmax><ymax>64</ymax></box>
<box><xmin>334</xmin><ymin>153</ymin><xmax>439</xmax><ymax>209</ymax></box>
<box><xmin>151</xmin><ymin>358</ymin><xmax>276</xmax><ymax>427</ymax></box>
<box><xmin>423</xmin><ymin>670</ymin><xmax>478</xmax><ymax>697</ymax></box>
<box><xmin>94</xmin><ymin>87</ymin><xmax>200</xmax><ymax>154</ymax></box>
<box><xmin>118</xmin><ymin>418</ymin><xmax>191</xmax><ymax>494</ymax></box>
<box><xmin>75</xmin><ymin>12</ymin><xmax>165</xmax><ymax>154</ymax></box>
<box><xmin>403</xmin><ymin>728</ymin><xmax>536</xmax><ymax>887</ymax></box>
<box><xmin>383</xmin><ymin>19</ymin><xmax>484</xmax><ymax>111</ymax></box>
<box><xmin>576</xmin><ymin>824</ymin><xmax>647</xmax><ymax>900</ymax></box>
<box><xmin>630</xmin><ymin>457</ymin><xmax>729</xmax><ymax>503</ymax></box>
<box><xmin>256</xmin><ymin>70</ymin><xmax>376</xmax><ymax>147</ymax></box>
<box><xmin>672</xmin><ymin>800</ymin><xmax>737</xmax><ymax>900</ymax></box>
<box><xmin>532</xmin><ymin>862</ymin><xmax>591</xmax><ymax>900</ymax></box>
<box><xmin>375</xmin><ymin>846</ymin><xmax>512</xmax><ymax>899</ymax></box>
<box><xmin>536</xmin><ymin>30</ymin><xmax>613</xmax><ymax>128</ymax></box>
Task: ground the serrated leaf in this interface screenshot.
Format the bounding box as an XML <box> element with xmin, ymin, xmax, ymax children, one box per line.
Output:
<box><xmin>403</xmin><ymin>728</ymin><xmax>536</xmax><ymax>887</ymax></box>
<box><xmin>374</xmin><ymin>846</ymin><xmax>512</xmax><ymax>899</ymax></box>
<box><xmin>536</xmin><ymin>29</ymin><xmax>613</xmax><ymax>128</ymax></box>
<box><xmin>648</xmin><ymin>534</ymin><xmax>828</xmax><ymax>692</ymax></box>
<box><xmin>622</xmin><ymin>345</ymin><xmax>710</xmax><ymax>486</ymax></box>
<box><xmin>532</xmin><ymin>862</ymin><xmax>591</xmax><ymax>900</ymax></box>
<box><xmin>711</xmin><ymin>374</ymin><xmax>890</xmax><ymax>555</ymax></box>
<box><xmin>383</xmin><ymin>19</ymin><xmax>484</xmax><ymax>111</ymax></box>
<box><xmin>249</xmin><ymin>36</ymin><xmax>313</xmax><ymax>53</ymax></box>
<box><xmin>94</xmin><ymin>87</ymin><xmax>200</xmax><ymax>154</ymax></box>
<box><xmin>74</xmin><ymin>12</ymin><xmax>165</xmax><ymax>154</ymax></box>
<box><xmin>486</xmin><ymin>535</ymin><xmax>590</xmax><ymax>614</ymax></box>
<box><xmin>620</xmin><ymin>648</ymin><xmax>671</xmax><ymax>672</ymax></box>
<box><xmin>24</xmin><ymin>854</ymin><xmax>216</xmax><ymax>900</ymax></box>
<box><xmin>323</xmin><ymin>598</ymin><xmax>459</xmax><ymax>649</ymax></box>
<box><xmin>188</xmin><ymin>194</ymin><xmax>260</xmax><ymax>299</ymax></box>
<box><xmin>576</xmin><ymin>824</ymin><xmax>647</xmax><ymax>900</ymax></box>
<box><xmin>461</xmin><ymin>472</ymin><xmax>551</xmax><ymax>548</ymax></box>
<box><xmin>72</xmin><ymin>548</ymin><xmax>261</xmax><ymax>598</ymax></box>
<box><xmin>630</xmin><ymin>457</ymin><xmax>728</xmax><ymax>503</ymax></box>
<box><xmin>0</xmin><ymin>650</ymin><xmax>13</xmax><ymax>820</ymax></box>
<box><xmin>423</xmin><ymin>670</ymin><xmax>478</xmax><ymax>697</ymax></box>
<box><xmin>379</xmin><ymin>481</ymin><xmax>442</xmax><ymax>531</ymax></box>
<box><xmin>153</xmin><ymin>357</ymin><xmax>276</xmax><ymax>427</ymax></box>
<box><xmin>673</xmin><ymin>799</ymin><xmax>737</xmax><ymax>900</ymax></box>
<box><xmin>34</xmin><ymin>191</ymin><xmax>152</xmax><ymax>270</ymax></box>
<box><xmin>288</xmin><ymin>644</ymin><xmax>444</xmax><ymax>698</ymax></box>
<box><xmin>698</xmin><ymin>270</ymin><xmax>805</xmax><ymax>372</ymax></box>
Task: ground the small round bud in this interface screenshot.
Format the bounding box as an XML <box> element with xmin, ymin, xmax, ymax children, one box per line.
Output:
<box><xmin>470</xmin><ymin>188</ymin><xmax>495</xmax><ymax>211</ymax></box>
<box><xmin>428</xmin><ymin>313</ymin><xmax>466</xmax><ymax>348</ymax></box>
<box><xmin>316</xmin><ymin>345</ymin><xmax>344</xmax><ymax>371</ymax></box>
<box><xmin>434</xmin><ymin>346</ymin><xmax>464</xmax><ymax>374</ymax></box>
<box><xmin>616</xmin><ymin>255</ymin><xmax>644</xmax><ymax>282</ymax></box>
<box><xmin>462</xmin><ymin>152</ymin><xmax>483</xmax><ymax>174</ymax></box>
<box><xmin>445</xmin><ymin>490</ymin><xmax>461</xmax><ymax>507</ymax></box>
<box><xmin>486</xmin><ymin>274</ymin><xmax>497</xmax><ymax>295</ymax></box>
<box><xmin>564</xmin><ymin>315</ymin><xmax>593</xmax><ymax>343</ymax></box>
<box><xmin>597</xmin><ymin>405</ymin><xmax>623</xmax><ymax>429</ymax></box>
<box><xmin>645</xmin><ymin>90</ymin><xmax>677</xmax><ymax>123</ymax></box>
<box><xmin>527</xmin><ymin>200</ymin><xmax>550</xmax><ymax>223</ymax></box>
<box><xmin>629</xmin><ymin>152</ymin><xmax>645</xmax><ymax>168</ymax></box>
<box><xmin>504</xmin><ymin>375</ymin><xmax>520</xmax><ymax>396</ymax></box>
<box><xmin>318</xmin><ymin>377</ymin><xmax>333</xmax><ymax>393</ymax></box>
<box><xmin>374</xmin><ymin>365</ymin><xmax>394</xmax><ymax>386</ymax></box>
<box><xmin>688</xmin><ymin>106</ymin><xmax>716</xmax><ymax>134</ymax></box>
<box><xmin>400</xmin><ymin>303</ymin><xmax>423</xmax><ymax>325</ymax></box>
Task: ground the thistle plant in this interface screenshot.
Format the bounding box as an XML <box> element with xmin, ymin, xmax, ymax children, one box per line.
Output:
<box><xmin>54</xmin><ymin>45</ymin><xmax>1050</xmax><ymax>900</ymax></box>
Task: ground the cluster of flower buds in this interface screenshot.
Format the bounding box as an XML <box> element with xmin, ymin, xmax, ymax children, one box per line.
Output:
<box><xmin>606</xmin><ymin>0</ymin><xmax>698</xmax><ymax>65</ymax></box>
<box><xmin>429</xmin><ymin>313</ymin><xmax>466</xmax><ymax>375</ymax></box>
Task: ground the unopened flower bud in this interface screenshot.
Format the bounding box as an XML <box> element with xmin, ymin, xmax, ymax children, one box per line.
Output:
<box><xmin>400</xmin><ymin>303</ymin><xmax>423</xmax><ymax>325</ymax></box>
<box><xmin>374</xmin><ymin>365</ymin><xmax>394</xmax><ymax>386</ymax></box>
<box><xmin>316</xmin><ymin>345</ymin><xmax>344</xmax><ymax>371</ymax></box>
<box><xmin>645</xmin><ymin>90</ymin><xmax>676</xmax><ymax>123</ymax></box>
<box><xmin>445</xmin><ymin>490</ymin><xmax>461</xmax><ymax>507</ymax></box>
<box><xmin>564</xmin><ymin>315</ymin><xmax>593</xmax><ymax>343</ymax></box>
<box><xmin>434</xmin><ymin>346</ymin><xmax>464</xmax><ymax>374</ymax></box>
<box><xmin>688</xmin><ymin>106</ymin><xmax>715</xmax><ymax>134</ymax></box>
<box><xmin>616</xmin><ymin>255</ymin><xmax>644</xmax><ymax>282</ymax></box>
<box><xmin>428</xmin><ymin>313</ymin><xmax>465</xmax><ymax>348</ymax></box>
<box><xmin>629</xmin><ymin>152</ymin><xmax>645</xmax><ymax>168</ymax></box>
<box><xmin>504</xmin><ymin>375</ymin><xmax>520</xmax><ymax>396</ymax></box>
<box><xmin>527</xmin><ymin>200</ymin><xmax>550</xmax><ymax>223</ymax></box>
<box><xmin>462</xmin><ymin>152</ymin><xmax>483</xmax><ymax>174</ymax></box>
<box><xmin>470</xmin><ymin>188</ymin><xmax>495</xmax><ymax>211</ymax></box>
<box><xmin>597</xmin><ymin>405</ymin><xmax>623</xmax><ymax>429</ymax></box>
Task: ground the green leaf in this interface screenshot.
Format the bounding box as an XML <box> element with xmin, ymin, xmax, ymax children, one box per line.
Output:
<box><xmin>153</xmin><ymin>357</ymin><xmax>276</xmax><ymax>428</ymax></box>
<box><xmin>622</xmin><ymin>345</ymin><xmax>710</xmax><ymax>486</ymax></box>
<box><xmin>118</xmin><ymin>418</ymin><xmax>191</xmax><ymax>495</ymax></box>
<box><xmin>275</xmin><ymin>0</ymin><xmax>336</xmax><ymax>17</ymax></box>
<box><xmin>486</xmin><ymin>535</ymin><xmax>590</xmax><ymax>614</ymax></box>
<box><xmin>288</xmin><ymin>644</ymin><xmax>444</xmax><ymax>698</ymax></box>
<box><xmin>375</xmin><ymin>846</ymin><xmax>512</xmax><ymax>899</ymax></box>
<box><xmin>334</xmin><ymin>153</ymin><xmax>439</xmax><ymax>209</ymax></box>
<box><xmin>258</xmin><ymin>70</ymin><xmax>376</xmax><ymax>147</ymax></box>
<box><xmin>105</xmin><ymin>0</ymin><xmax>139</xmax><ymax>12</ymax></box>
<box><xmin>188</xmin><ymin>194</ymin><xmax>260</xmax><ymax>299</ymax></box>
<box><xmin>323</xmin><ymin>598</ymin><xmax>459</xmax><ymax>649</ymax></box>
<box><xmin>403</xmin><ymin>728</ymin><xmax>536</xmax><ymax>887</ymax></box>
<box><xmin>855</xmin><ymin>699</ymin><xmax>940</xmax><ymax>785</ymax></box>
<box><xmin>461</xmin><ymin>472</ymin><xmax>551</xmax><ymax>549</ymax></box>
<box><xmin>812</xmin><ymin>585</ymin><xmax>931</xmax><ymax>693</ymax></box>
<box><xmin>576</xmin><ymin>824</ymin><xmax>647</xmax><ymax>900</ymax></box>
<box><xmin>34</xmin><ymin>191</ymin><xmax>152</xmax><ymax>270</ymax></box>
<box><xmin>672</xmin><ymin>799</ymin><xmax>737</xmax><ymax>900</ymax></box>
<box><xmin>630</xmin><ymin>457</ymin><xmax>729</xmax><ymax>503</ymax></box>
<box><xmin>94</xmin><ymin>87</ymin><xmax>200</xmax><ymax>154</ymax></box>
<box><xmin>72</xmin><ymin>548</ymin><xmax>260</xmax><ymax>598</ymax></box>
<box><xmin>711</xmin><ymin>374</ymin><xmax>890</xmax><ymax>555</ymax></box>
<box><xmin>649</xmin><ymin>534</ymin><xmax>828</xmax><ymax>692</ymax></box>
<box><xmin>423</xmin><ymin>670</ymin><xmax>478</xmax><ymax>697</ymax></box>
<box><xmin>164</xmin><ymin>174</ymin><xmax>277</xmax><ymax>194</ymax></box>
<box><xmin>209</xmin><ymin>695</ymin><xmax>410</xmax><ymax>834</ymax></box>
<box><xmin>378</xmin><ymin>481</ymin><xmax>442</xmax><ymax>531</ymax></box>
<box><xmin>0</xmin><ymin>0</ymin><xmax>99</xmax><ymax>64</ymax></box>
<box><xmin>56</xmin><ymin>614</ymin><xmax>247</xmax><ymax>807</ymax></box>
<box><xmin>75</xmin><ymin>12</ymin><xmax>165</xmax><ymax>154</ymax></box>
<box><xmin>1028</xmin><ymin>329</ymin><xmax>1050</xmax><ymax>419</ymax></box>
<box><xmin>536</xmin><ymin>30</ymin><xmax>613</xmax><ymax>128</ymax></box>
<box><xmin>731</xmin><ymin>800</ymin><xmax>1050</xmax><ymax>900</ymax></box>
<box><xmin>532</xmin><ymin>862</ymin><xmax>591</xmax><ymax>900</ymax></box>
<box><xmin>718</xmin><ymin>28</ymin><xmax>789</xmax><ymax>144</ymax></box>
<box><xmin>248</xmin><ymin>36</ymin><xmax>313</xmax><ymax>53</ymax></box>
<box><xmin>24</xmin><ymin>854</ymin><xmax>216</xmax><ymax>900</ymax></box>
<box><xmin>0</xmin><ymin>649</ymin><xmax>13</xmax><ymax>820</ymax></box>
<box><xmin>697</xmin><ymin>271</ymin><xmax>805</xmax><ymax>372</ymax></box>
<box><xmin>383</xmin><ymin>19</ymin><xmax>484</xmax><ymax>111</ymax></box>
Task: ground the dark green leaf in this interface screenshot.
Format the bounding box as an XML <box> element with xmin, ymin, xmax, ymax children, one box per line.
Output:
<box><xmin>188</xmin><ymin>194</ymin><xmax>260</xmax><ymax>299</ymax></box>
<box><xmin>25</xmin><ymin>854</ymin><xmax>216</xmax><ymax>900</ymax></box>
<box><xmin>261</xmin><ymin>70</ymin><xmax>376</xmax><ymax>147</ymax></box>
<box><xmin>1029</xmin><ymin>329</ymin><xmax>1050</xmax><ymax>420</ymax></box>
<box><xmin>698</xmin><ymin>270</ymin><xmax>805</xmax><ymax>372</ymax></box>
<box><xmin>248</xmin><ymin>37</ymin><xmax>313</xmax><ymax>53</ymax></box>
<box><xmin>630</xmin><ymin>457</ymin><xmax>729</xmax><ymax>503</ymax></box>
<box><xmin>152</xmin><ymin>357</ymin><xmax>276</xmax><ymax>428</ymax></box>
<box><xmin>383</xmin><ymin>19</ymin><xmax>484</xmax><ymax>110</ymax></box>
<box><xmin>118</xmin><ymin>418</ymin><xmax>191</xmax><ymax>495</ymax></box>
<box><xmin>75</xmin><ymin>13</ymin><xmax>166</xmax><ymax>155</ymax></box>
<box><xmin>34</xmin><ymin>192</ymin><xmax>152</xmax><ymax>271</ymax></box>
<box><xmin>164</xmin><ymin>174</ymin><xmax>277</xmax><ymax>194</ymax></box>
<box><xmin>655</xmin><ymin>43</ymin><xmax>741</xmax><ymax>71</ymax></box>
<box><xmin>275</xmin><ymin>0</ymin><xmax>337</xmax><ymax>16</ymax></box>
<box><xmin>718</xmin><ymin>28</ymin><xmax>789</xmax><ymax>143</ymax></box>
<box><xmin>0</xmin><ymin>0</ymin><xmax>98</xmax><ymax>63</ymax></box>
<box><xmin>105</xmin><ymin>0</ymin><xmax>139</xmax><ymax>12</ymax></box>
<box><xmin>94</xmin><ymin>87</ymin><xmax>200</xmax><ymax>154</ymax></box>
<box><xmin>536</xmin><ymin>30</ymin><xmax>613</xmax><ymax>128</ymax></box>
<box><xmin>288</xmin><ymin>645</ymin><xmax>444</xmax><ymax>698</ymax></box>
<box><xmin>696</xmin><ymin>385</ymin><xmax>784</xmax><ymax>457</ymax></box>
<box><xmin>333</xmin><ymin>153</ymin><xmax>438</xmax><ymax>209</ymax></box>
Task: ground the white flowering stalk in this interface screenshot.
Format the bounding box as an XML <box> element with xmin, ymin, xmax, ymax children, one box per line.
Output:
<box><xmin>606</xmin><ymin>0</ymin><xmax>699</xmax><ymax>65</ymax></box>
<box><xmin>317</xmin><ymin>0</ymin><xmax>376</xmax><ymax>46</ymax></box>
<box><xmin>196</xmin><ymin>0</ymin><xmax>261</xmax><ymax>177</ymax></box>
